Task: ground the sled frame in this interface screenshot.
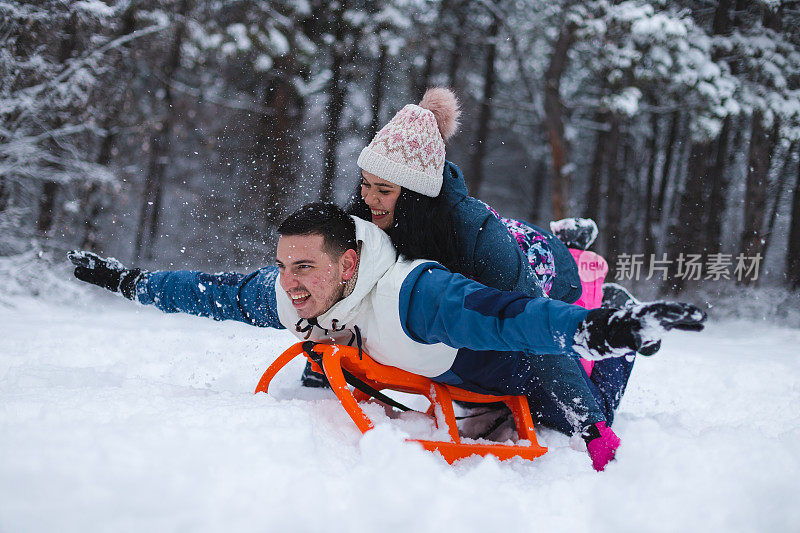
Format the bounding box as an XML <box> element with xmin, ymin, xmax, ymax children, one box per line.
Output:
<box><xmin>255</xmin><ymin>342</ymin><xmax>547</xmax><ymax>464</ymax></box>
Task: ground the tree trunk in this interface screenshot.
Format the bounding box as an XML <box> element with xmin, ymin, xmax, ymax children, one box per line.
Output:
<box><xmin>624</xmin><ymin>134</ymin><xmax>640</xmax><ymax>252</ymax></box>
<box><xmin>234</xmin><ymin>57</ymin><xmax>304</xmax><ymax>264</ymax></box>
<box><xmin>705</xmin><ymin>118</ymin><xmax>731</xmax><ymax>254</ymax></box>
<box><xmin>319</xmin><ymin>0</ymin><xmax>355</xmax><ymax>204</ymax></box>
<box><xmin>418</xmin><ymin>49</ymin><xmax>436</xmax><ymax>102</ymax></box>
<box><xmin>656</xmin><ymin>111</ymin><xmax>681</xmax><ymax>225</ymax></box>
<box><xmin>0</xmin><ymin>177</ymin><xmax>8</xmax><ymax>212</ymax></box>
<box><xmin>133</xmin><ymin>0</ymin><xmax>190</xmax><ymax>260</ymax></box>
<box><xmin>446</xmin><ymin>1</ymin><xmax>468</xmax><ymax>87</ymax></box>
<box><xmin>145</xmin><ymin>169</ymin><xmax>165</xmax><ymax>260</ymax></box>
<box><xmin>762</xmin><ymin>142</ymin><xmax>798</xmax><ymax>262</ymax></box>
<box><xmin>604</xmin><ymin>115</ymin><xmax>622</xmax><ymax>274</ymax></box>
<box><xmin>787</xmin><ymin>143</ymin><xmax>800</xmax><ymax>290</ymax></box>
<box><xmin>319</xmin><ymin>55</ymin><xmax>347</xmax><ymax>203</ymax></box>
<box><xmin>37</xmin><ymin>12</ymin><xmax>81</xmax><ymax>236</ymax></box>
<box><xmin>700</xmin><ymin>0</ymin><xmax>735</xmax><ymax>255</ymax></box>
<box><xmin>416</xmin><ymin>0</ymin><xmax>451</xmax><ymax>99</ymax></box>
<box><xmin>740</xmin><ymin>110</ymin><xmax>775</xmax><ymax>267</ymax></box>
<box><xmin>732</xmin><ymin>0</ymin><xmax>748</xmax><ymax>26</ymax></box>
<box><xmin>79</xmin><ymin>185</ymin><xmax>101</xmax><ymax>252</ymax></box>
<box><xmin>669</xmin><ymin>124</ymin><xmax>695</xmax><ymax>226</ymax></box>
<box><xmin>80</xmin><ymin>131</ymin><xmax>114</xmax><ymax>251</ymax></box>
<box><xmin>529</xmin><ymin>158</ymin><xmax>547</xmax><ymax>224</ymax></box>
<box><xmin>643</xmin><ymin>113</ymin><xmax>660</xmax><ymax>259</ymax></box>
<box><xmin>36</xmin><ymin>182</ymin><xmax>59</xmax><ymax>234</ymax></box>
<box><xmin>762</xmin><ymin>2</ymin><xmax>783</xmax><ymax>31</ymax></box>
<box><xmin>134</xmin><ymin>130</ymin><xmax>167</xmax><ymax>260</ymax></box>
<box><xmin>80</xmin><ymin>4</ymin><xmax>137</xmax><ymax>252</ymax></box>
<box><xmin>261</xmin><ymin>62</ymin><xmax>303</xmax><ymax>229</ymax></box>
<box><xmin>368</xmin><ymin>44</ymin><xmax>388</xmax><ymax>140</ymax></box>
<box><xmin>584</xmin><ymin>110</ymin><xmax>609</xmax><ymax>224</ymax></box>
<box><xmin>712</xmin><ymin>0</ymin><xmax>733</xmax><ymax>35</ymax></box>
<box><xmin>544</xmin><ymin>22</ymin><xmax>576</xmax><ymax>220</ymax></box>
<box><xmin>467</xmin><ymin>13</ymin><xmax>499</xmax><ymax>195</ymax></box>
<box><xmin>664</xmin><ymin>141</ymin><xmax>712</xmax><ymax>294</ymax></box>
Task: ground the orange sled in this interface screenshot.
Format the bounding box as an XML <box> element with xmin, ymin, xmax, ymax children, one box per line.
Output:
<box><xmin>255</xmin><ymin>342</ymin><xmax>547</xmax><ymax>464</ymax></box>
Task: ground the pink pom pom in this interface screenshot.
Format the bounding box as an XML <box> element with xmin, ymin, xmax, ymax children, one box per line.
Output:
<box><xmin>419</xmin><ymin>87</ymin><xmax>461</xmax><ymax>141</ymax></box>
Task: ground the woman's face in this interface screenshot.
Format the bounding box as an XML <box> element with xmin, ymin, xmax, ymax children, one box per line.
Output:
<box><xmin>360</xmin><ymin>170</ymin><xmax>401</xmax><ymax>230</ymax></box>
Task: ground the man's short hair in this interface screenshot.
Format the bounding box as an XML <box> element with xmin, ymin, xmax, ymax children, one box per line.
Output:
<box><xmin>278</xmin><ymin>202</ymin><xmax>357</xmax><ymax>257</ymax></box>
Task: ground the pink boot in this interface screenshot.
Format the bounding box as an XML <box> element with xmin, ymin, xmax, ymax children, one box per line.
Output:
<box><xmin>583</xmin><ymin>421</ymin><xmax>621</xmax><ymax>471</ymax></box>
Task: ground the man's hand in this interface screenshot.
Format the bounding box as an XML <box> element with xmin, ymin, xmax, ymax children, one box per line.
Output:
<box><xmin>68</xmin><ymin>251</ymin><xmax>146</xmax><ymax>300</ymax></box>
<box><xmin>573</xmin><ymin>302</ymin><xmax>707</xmax><ymax>360</ymax></box>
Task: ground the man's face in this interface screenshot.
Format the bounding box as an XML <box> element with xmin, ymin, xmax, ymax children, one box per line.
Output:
<box><xmin>276</xmin><ymin>233</ymin><xmax>353</xmax><ymax>319</ymax></box>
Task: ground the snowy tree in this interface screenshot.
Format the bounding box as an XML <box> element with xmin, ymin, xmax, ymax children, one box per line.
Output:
<box><xmin>2</xmin><ymin>0</ymin><xmax>799</xmax><ymax>292</ymax></box>
<box><xmin>513</xmin><ymin>1</ymin><xmax>739</xmax><ymax>280</ymax></box>
<box><xmin>724</xmin><ymin>28</ymin><xmax>800</xmax><ymax>268</ymax></box>
<box><xmin>0</xmin><ymin>1</ymin><xmax>155</xmax><ymax>250</ymax></box>
<box><xmin>185</xmin><ymin>0</ymin><xmax>319</xmax><ymax>261</ymax></box>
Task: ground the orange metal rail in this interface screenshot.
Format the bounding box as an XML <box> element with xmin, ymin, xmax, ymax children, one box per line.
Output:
<box><xmin>256</xmin><ymin>342</ymin><xmax>547</xmax><ymax>464</ymax></box>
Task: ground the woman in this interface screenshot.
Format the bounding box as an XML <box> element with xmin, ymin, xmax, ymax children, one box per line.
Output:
<box><xmin>351</xmin><ymin>87</ymin><xmax>589</xmax><ymax>303</ymax></box>
<box><xmin>352</xmin><ymin>164</ymin><xmax>587</xmax><ymax>302</ymax></box>
<box><xmin>305</xmin><ymin>88</ymin><xmax>630</xmax><ymax>470</ymax></box>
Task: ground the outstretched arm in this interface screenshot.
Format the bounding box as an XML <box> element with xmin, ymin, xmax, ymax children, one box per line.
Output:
<box><xmin>400</xmin><ymin>263</ymin><xmax>588</xmax><ymax>355</ymax></box>
<box><xmin>400</xmin><ymin>263</ymin><xmax>706</xmax><ymax>360</ymax></box>
<box><xmin>68</xmin><ymin>251</ymin><xmax>284</xmax><ymax>329</ymax></box>
<box><xmin>138</xmin><ymin>269</ymin><xmax>283</xmax><ymax>328</ymax></box>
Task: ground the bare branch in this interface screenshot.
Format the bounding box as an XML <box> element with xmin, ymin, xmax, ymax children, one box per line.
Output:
<box><xmin>162</xmin><ymin>78</ymin><xmax>276</xmax><ymax>115</ymax></box>
<box><xmin>1</xmin><ymin>124</ymin><xmax>101</xmax><ymax>155</ymax></box>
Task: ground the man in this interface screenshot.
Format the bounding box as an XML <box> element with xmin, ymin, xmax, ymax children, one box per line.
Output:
<box><xmin>69</xmin><ymin>203</ymin><xmax>706</xmax><ymax>471</ymax></box>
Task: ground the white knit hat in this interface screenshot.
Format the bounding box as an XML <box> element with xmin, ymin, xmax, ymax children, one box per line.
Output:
<box><xmin>357</xmin><ymin>87</ymin><xmax>460</xmax><ymax>197</ymax></box>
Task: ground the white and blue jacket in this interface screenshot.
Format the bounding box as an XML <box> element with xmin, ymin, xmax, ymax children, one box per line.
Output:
<box><xmin>136</xmin><ymin>217</ymin><xmax>590</xmax><ymax>378</ymax></box>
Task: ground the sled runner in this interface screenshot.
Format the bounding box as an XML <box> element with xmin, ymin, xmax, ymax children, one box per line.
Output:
<box><xmin>255</xmin><ymin>342</ymin><xmax>548</xmax><ymax>464</ymax></box>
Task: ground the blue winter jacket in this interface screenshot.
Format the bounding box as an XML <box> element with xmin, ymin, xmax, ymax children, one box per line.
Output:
<box><xmin>442</xmin><ymin>161</ymin><xmax>582</xmax><ymax>304</ymax></box>
<box><xmin>135</xmin><ymin>265</ymin><xmax>589</xmax><ymax>358</ymax></box>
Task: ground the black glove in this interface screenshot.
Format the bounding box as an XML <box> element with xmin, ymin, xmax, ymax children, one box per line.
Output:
<box><xmin>573</xmin><ymin>301</ymin><xmax>707</xmax><ymax>360</ymax></box>
<box><xmin>68</xmin><ymin>250</ymin><xmax>146</xmax><ymax>300</ymax></box>
<box><xmin>550</xmin><ymin>217</ymin><xmax>598</xmax><ymax>250</ymax></box>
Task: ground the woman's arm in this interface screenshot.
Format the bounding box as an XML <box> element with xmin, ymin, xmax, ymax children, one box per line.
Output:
<box><xmin>470</xmin><ymin>214</ymin><xmax>547</xmax><ymax>298</ymax></box>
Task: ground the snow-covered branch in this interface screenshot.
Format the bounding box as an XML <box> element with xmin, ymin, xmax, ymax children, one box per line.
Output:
<box><xmin>0</xmin><ymin>124</ymin><xmax>104</xmax><ymax>155</ymax></box>
<box><xmin>9</xmin><ymin>22</ymin><xmax>171</xmax><ymax>129</ymax></box>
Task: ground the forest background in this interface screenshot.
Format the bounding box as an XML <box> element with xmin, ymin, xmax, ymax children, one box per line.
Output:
<box><xmin>2</xmin><ymin>0</ymin><xmax>800</xmax><ymax>298</ymax></box>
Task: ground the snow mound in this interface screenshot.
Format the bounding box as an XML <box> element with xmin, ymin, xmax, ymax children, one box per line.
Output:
<box><xmin>0</xmin><ymin>249</ymin><xmax>88</xmax><ymax>307</ymax></box>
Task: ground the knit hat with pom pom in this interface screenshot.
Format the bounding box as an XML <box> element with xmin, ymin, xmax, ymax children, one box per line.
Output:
<box><xmin>357</xmin><ymin>87</ymin><xmax>460</xmax><ymax>197</ymax></box>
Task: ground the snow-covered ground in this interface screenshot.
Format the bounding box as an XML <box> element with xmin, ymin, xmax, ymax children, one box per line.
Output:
<box><xmin>1</xmin><ymin>287</ymin><xmax>799</xmax><ymax>532</ymax></box>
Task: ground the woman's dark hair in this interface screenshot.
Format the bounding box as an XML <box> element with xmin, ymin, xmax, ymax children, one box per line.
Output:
<box><xmin>346</xmin><ymin>180</ymin><xmax>460</xmax><ymax>272</ymax></box>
